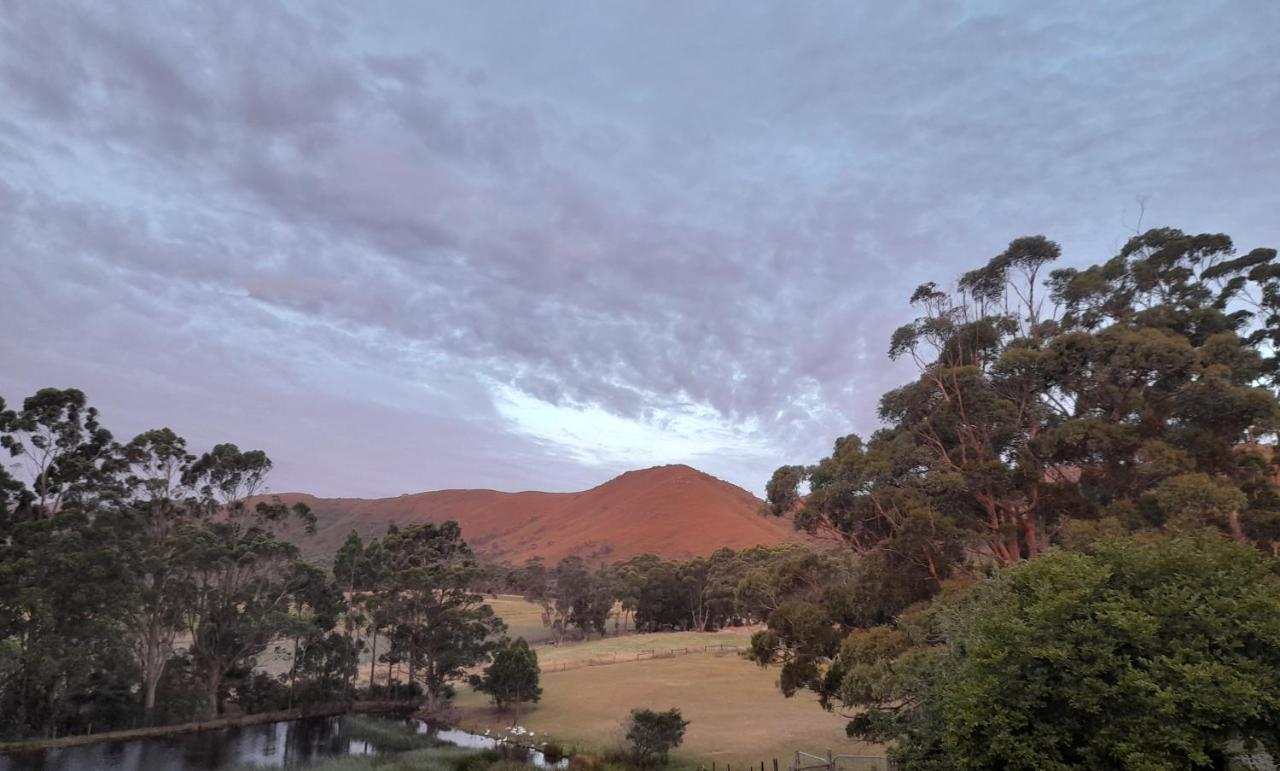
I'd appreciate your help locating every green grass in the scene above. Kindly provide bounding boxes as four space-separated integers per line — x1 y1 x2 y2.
342 715 449 752
229 745 494 771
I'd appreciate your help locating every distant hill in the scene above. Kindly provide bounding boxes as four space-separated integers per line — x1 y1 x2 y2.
272 464 802 564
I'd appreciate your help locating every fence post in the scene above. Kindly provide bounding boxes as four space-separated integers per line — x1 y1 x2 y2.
773 759 779 771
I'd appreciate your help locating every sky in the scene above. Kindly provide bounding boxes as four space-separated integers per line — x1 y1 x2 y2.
2 1 1279 498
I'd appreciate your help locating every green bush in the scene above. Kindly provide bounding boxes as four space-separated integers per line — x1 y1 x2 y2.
624 708 689 768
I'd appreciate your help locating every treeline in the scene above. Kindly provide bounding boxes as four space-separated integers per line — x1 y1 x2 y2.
752 228 1280 769
0 390 504 740
484 546 852 641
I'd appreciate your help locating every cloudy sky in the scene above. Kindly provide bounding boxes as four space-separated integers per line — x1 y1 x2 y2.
3 1 1278 497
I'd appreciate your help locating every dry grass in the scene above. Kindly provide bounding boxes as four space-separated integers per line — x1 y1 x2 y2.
534 628 754 669
258 595 561 681
452 635 883 770
487 594 557 644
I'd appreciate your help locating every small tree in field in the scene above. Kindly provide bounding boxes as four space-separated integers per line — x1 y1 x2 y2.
625 708 690 768
474 636 541 712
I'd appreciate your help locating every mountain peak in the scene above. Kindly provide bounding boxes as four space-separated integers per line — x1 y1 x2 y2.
282 464 798 564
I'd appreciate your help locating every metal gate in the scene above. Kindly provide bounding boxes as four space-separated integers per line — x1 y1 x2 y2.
792 749 896 771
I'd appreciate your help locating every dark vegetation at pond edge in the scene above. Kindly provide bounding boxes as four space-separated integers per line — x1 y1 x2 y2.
5 229 1280 770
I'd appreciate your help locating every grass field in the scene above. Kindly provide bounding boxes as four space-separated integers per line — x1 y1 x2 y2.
486 594 557 644
452 633 883 770
535 628 753 669
257 595 560 680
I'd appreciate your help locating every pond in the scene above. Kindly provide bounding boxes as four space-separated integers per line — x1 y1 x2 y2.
0 716 568 771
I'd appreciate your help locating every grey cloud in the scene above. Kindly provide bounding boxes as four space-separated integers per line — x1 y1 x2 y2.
2 0 1278 496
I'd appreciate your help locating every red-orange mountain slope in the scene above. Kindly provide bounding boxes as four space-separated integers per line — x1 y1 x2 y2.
275 464 800 564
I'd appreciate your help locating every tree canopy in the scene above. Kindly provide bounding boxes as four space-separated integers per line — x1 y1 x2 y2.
757 228 1280 767
0 387 505 739
839 535 1280 770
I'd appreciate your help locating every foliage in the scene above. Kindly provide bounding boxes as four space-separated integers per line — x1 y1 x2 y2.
341 714 450 752
473 637 541 710
0 387 489 739
839 535 1280 770
379 521 506 708
752 228 1280 767
624 707 689 768
767 228 1280 575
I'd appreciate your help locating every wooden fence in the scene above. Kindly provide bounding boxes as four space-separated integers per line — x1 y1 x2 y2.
540 643 745 673
698 751 895 771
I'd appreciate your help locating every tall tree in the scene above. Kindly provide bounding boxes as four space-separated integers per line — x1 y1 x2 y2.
769 229 1280 574
381 522 504 708
117 428 200 722
0 389 130 737
181 444 313 717
285 562 353 706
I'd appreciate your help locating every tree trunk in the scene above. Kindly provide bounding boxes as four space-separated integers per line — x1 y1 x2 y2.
204 671 222 718
287 635 299 709
143 668 162 724
1228 510 1248 542
1023 515 1040 559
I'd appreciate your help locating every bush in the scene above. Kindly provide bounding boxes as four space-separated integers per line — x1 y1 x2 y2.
232 671 289 714
541 741 566 763
851 534 1280 770
474 637 541 710
624 708 689 768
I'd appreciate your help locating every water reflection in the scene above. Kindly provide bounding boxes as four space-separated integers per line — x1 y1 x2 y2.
0 716 554 771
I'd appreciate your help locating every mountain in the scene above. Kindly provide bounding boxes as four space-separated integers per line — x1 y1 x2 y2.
273 464 801 564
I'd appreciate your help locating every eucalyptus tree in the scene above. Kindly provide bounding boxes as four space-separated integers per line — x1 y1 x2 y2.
757 229 1280 764
180 444 314 717
769 229 1280 571
284 561 352 706
117 428 201 722
380 521 504 708
0 388 130 737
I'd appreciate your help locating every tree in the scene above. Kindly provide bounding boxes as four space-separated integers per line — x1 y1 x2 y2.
332 530 369 698
117 428 200 723
625 707 690 768
380 522 505 708
284 562 351 706
180 444 313 717
838 535 1280 770
755 229 1280 765
767 229 1280 575
0 388 132 737
473 636 541 712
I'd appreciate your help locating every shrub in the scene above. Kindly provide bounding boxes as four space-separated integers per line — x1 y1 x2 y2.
473 637 542 710
624 708 689 768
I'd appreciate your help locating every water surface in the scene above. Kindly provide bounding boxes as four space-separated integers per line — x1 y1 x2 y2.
0 716 563 771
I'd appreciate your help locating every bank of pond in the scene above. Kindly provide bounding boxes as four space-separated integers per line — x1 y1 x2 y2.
0 715 568 771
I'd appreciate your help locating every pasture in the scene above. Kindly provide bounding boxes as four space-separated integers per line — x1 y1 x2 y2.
452 632 882 770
